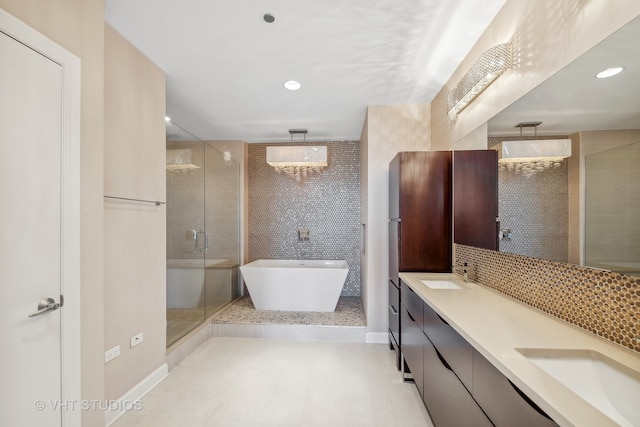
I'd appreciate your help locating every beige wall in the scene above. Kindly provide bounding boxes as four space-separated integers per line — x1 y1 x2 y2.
0 1 106 425
360 104 430 336
431 0 640 150
104 25 166 401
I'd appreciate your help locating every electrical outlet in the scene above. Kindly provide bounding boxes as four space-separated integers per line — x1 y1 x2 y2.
130 332 144 348
105 345 120 363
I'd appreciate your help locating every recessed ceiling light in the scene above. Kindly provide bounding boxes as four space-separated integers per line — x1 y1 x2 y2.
283 80 301 91
595 67 624 79
165 116 171 122
263 13 275 23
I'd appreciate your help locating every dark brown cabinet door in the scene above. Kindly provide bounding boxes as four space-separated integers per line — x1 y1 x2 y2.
389 151 452 273
453 150 498 250
423 337 493 427
472 349 559 426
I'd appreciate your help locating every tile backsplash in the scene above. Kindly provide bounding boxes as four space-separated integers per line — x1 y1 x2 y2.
455 244 640 354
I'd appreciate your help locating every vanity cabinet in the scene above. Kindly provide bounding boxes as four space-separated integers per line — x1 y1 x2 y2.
388 280 401 369
401 281 427 396
422 302 473 390
423 335 492 427
472 349 558 427
400 279 559 427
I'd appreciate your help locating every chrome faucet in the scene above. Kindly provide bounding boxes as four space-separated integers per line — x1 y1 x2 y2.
453 261 473 282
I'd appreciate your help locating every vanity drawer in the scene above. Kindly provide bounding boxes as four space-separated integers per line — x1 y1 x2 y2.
423 337 492 427
401 304 427 397
401 280 423 327
388 304 400 345
423 301 473 390
472 349 558 427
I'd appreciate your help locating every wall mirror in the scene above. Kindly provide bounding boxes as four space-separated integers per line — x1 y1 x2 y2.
485 15 640 276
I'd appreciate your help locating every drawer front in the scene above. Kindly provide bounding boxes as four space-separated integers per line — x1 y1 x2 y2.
401 280 423 327
472 349 558 427
388 304 400 345
423 302 473 390
389 280 400 312
423 338 493 427
401 305 426 397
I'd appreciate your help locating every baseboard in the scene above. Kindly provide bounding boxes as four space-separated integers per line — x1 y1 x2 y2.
365 332 388 344
105 363 169 426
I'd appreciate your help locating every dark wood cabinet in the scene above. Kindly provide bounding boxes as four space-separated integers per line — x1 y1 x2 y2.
400 280 558 427
453 150 498 250
423 301 473 390
401 304 427 397
473 349 558 426
389 151 452 370
389 151 452 275
388 281 401 369
423 337 493 427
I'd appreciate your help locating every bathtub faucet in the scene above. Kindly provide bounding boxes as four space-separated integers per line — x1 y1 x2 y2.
298 228 310 241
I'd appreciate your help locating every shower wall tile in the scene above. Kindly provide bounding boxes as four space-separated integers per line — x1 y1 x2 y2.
248 141 361 296
489 136 569 262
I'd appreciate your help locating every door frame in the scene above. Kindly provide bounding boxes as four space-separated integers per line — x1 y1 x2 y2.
0 8 81 427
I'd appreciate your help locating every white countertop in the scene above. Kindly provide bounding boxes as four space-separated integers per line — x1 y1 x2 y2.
399 272 640 427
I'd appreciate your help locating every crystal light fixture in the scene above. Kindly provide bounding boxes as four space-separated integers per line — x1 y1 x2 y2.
495 122 571 178
448 42 512 119
266 129 327 181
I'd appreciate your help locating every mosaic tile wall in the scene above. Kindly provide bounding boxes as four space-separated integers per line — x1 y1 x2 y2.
455 244 640 354
248 141 361 296
488 136 569 262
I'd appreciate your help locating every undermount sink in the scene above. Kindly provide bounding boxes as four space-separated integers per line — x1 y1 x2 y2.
516 348 640 427
420 279 465 289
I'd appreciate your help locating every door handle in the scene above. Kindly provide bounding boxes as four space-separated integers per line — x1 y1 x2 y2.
28 297 61 318
195 231 208 253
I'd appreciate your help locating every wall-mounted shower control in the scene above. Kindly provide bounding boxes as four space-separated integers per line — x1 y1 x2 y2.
298 229 310 241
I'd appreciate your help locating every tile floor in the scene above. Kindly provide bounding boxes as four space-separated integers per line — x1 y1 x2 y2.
112 336 433 427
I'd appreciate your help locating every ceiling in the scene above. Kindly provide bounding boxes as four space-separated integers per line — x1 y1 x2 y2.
105 0 506 142
488 15 640 137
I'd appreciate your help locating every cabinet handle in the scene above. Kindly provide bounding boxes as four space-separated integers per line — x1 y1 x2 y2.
436 313 450 325
508 379 553 420
434 347 453 372
407 310 416 322
390 306 398 315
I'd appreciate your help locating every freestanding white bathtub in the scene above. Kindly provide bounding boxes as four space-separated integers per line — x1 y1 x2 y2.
239 259 349 312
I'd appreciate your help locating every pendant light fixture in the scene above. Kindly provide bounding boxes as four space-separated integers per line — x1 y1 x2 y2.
495 122 571 178
266 129 327 181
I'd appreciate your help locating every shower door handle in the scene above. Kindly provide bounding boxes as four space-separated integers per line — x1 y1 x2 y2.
196 231 208 252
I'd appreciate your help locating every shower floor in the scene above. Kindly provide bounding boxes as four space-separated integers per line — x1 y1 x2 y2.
211 295 366 327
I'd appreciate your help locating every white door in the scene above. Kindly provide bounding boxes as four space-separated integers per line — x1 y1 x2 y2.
0 13 80 426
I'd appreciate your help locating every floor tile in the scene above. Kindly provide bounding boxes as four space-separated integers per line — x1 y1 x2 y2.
112 336 433 427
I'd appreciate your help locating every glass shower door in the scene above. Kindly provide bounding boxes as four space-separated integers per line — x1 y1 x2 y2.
203 142 240 317
166 137 206 347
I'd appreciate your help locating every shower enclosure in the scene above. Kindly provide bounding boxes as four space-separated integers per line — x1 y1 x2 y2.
166 123 240 346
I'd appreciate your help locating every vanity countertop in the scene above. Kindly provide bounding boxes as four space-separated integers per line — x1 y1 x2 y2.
399 272 640 427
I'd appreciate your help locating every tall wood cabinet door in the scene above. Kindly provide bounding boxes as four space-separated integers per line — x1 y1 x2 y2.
453 150 498 250
390 151 452 272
